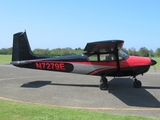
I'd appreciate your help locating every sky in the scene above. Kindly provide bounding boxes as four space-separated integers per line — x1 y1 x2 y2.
0 0 160 51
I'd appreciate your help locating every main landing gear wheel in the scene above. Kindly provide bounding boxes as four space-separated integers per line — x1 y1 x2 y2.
133 79 142 88
99 76 108 90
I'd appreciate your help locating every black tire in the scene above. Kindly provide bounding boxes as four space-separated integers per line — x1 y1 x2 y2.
133 80 142 88
99 82 108 90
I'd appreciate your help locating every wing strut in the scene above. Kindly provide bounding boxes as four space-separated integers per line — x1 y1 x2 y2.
115 43 120 75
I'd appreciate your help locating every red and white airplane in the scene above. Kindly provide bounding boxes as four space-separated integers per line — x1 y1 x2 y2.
11 31 157 90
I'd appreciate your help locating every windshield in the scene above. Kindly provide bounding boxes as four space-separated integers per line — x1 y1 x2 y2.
119 49 129 60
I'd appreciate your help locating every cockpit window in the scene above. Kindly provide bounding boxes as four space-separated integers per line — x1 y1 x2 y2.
88 49 129 61
100 53 116 61
119 49 129 60
88 53 116 61
88 54 98 61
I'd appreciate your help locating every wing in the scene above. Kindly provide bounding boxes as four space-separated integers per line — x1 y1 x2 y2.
84 40 124 54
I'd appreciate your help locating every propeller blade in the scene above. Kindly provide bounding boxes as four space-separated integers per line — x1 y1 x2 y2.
149 52 157 66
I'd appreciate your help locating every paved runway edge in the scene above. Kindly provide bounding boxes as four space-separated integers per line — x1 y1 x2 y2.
0 96 160 111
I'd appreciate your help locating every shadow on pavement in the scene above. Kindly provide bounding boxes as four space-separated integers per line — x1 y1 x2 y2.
108 78 160 108
21 80 98 88
21 78 160 108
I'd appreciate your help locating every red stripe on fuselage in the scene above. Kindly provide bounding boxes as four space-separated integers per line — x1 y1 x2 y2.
89 67 116 75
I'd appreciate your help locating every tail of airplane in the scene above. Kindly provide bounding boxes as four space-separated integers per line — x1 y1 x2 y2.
12 31 38 61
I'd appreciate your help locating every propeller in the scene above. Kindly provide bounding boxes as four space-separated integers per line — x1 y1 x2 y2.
149 53 157 71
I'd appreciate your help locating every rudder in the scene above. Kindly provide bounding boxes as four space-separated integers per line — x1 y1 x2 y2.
12 31 37 61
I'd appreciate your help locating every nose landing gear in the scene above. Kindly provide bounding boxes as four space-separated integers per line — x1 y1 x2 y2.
133 78 142 88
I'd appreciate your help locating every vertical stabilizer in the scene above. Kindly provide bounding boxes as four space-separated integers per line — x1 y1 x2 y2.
12 31 37 61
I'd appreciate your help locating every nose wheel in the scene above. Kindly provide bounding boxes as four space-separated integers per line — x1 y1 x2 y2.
99 76 108 90
133 78 142 88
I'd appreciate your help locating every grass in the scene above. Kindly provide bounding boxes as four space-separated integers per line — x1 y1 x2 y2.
0 101 158 120
0 54 11 64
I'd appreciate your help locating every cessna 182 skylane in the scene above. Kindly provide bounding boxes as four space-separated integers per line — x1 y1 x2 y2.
11 31 157 90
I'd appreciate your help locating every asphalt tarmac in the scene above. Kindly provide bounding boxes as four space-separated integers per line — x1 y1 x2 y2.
0 64 160 118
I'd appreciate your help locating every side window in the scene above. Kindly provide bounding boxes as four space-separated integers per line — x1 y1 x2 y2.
118 51 124 60
100 53 116 61
119 55 123 60
88 54 98 61
118 50 129 60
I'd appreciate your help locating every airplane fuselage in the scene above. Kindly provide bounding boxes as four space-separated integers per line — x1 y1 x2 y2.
12 54 151 77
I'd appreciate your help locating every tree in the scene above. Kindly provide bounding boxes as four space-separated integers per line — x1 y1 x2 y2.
155 48 160 57
33 48 50 56
138 47 149 57
149 49 155 57
0 47 12 55
128 47 138 56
